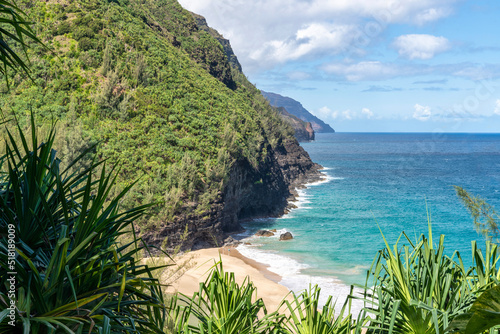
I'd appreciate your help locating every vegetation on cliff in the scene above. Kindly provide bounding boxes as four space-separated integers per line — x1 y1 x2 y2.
0 0 297 247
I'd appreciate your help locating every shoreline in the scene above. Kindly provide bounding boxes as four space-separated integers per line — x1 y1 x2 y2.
219 246 283 283
232 169 365 316
165 247 291 313
164 168 364 317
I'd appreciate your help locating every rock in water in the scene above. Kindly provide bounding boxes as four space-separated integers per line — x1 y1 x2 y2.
255 230 274 237
279 232 293 241
223 236 241 247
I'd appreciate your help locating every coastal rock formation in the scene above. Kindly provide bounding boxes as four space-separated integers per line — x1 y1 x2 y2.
223 236 242 247
143 137 321 251
191 13 242 73
279 232 293 241
255 230 275 237
8 0 322 253
262 91 335 133
276 107 315 142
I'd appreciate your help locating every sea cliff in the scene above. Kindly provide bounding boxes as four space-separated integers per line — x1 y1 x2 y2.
143 138 322 250
4 0 322 251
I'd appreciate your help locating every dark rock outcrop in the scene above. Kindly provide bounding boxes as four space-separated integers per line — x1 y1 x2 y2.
191 13 243 72
223 236 242 247
142 138 321 251
280 232 293 241
262 91 335 133
255 230 275 237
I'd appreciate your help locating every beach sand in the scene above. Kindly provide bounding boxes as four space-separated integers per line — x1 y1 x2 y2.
164 246 291 313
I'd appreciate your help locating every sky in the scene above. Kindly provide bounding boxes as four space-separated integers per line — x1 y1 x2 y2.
178 0 500 132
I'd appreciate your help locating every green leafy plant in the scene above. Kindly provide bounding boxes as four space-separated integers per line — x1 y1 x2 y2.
280 284 359 334
0 0 43 86
447 284 500 334
0 115 169 333
361 222 475 334
170 261 283 333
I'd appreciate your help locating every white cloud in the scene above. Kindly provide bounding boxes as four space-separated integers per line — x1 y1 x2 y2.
393 34 451 60
362 108 374 118
316 106 358 120
322 61 404 81
178 0 458 72
250 23 357 63
317 106 338 119
413 104 432 121
413 7 451 25
495 100 500 115
342 110 355 120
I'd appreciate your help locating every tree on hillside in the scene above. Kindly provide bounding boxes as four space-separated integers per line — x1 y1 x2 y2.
454 186 500 244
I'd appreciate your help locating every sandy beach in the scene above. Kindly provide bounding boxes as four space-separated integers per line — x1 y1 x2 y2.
164 246 291 313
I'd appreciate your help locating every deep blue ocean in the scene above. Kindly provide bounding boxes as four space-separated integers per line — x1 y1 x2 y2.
237 132 500 309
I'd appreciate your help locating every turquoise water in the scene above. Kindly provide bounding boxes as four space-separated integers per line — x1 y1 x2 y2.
237 133 500 301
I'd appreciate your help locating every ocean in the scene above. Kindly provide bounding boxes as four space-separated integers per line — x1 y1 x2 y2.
236 132 500 312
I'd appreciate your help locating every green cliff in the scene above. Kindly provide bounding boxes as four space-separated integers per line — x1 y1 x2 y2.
1 0 321 250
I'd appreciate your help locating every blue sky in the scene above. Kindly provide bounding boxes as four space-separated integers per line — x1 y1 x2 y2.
178 0 500 132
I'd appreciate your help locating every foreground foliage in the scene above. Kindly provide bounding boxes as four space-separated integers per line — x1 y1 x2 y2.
448 284 500 334
0 117 168 333
0 0 43 85
170 262 283 333
362 224 475 333
169 262 359 334
281 285 359 334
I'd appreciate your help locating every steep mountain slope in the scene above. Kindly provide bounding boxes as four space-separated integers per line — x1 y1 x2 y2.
2 0 321 250
276 107 315 142
262 91 335 133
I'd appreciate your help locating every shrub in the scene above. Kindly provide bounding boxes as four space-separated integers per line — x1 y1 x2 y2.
360 221 500 334
73 26 95 40
0 115 169 333
171 261 283 333
78 37 94 51
55 21 71 35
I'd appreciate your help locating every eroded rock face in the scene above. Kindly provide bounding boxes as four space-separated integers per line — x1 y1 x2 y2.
255 230 275 237
143 138 322 252
275 107 315 142
279 232 293 241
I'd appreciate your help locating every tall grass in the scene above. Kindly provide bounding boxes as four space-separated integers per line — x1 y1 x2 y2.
0 116 169 333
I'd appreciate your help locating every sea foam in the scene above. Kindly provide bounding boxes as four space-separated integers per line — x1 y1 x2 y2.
237 169 365 316
237 242 365 316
